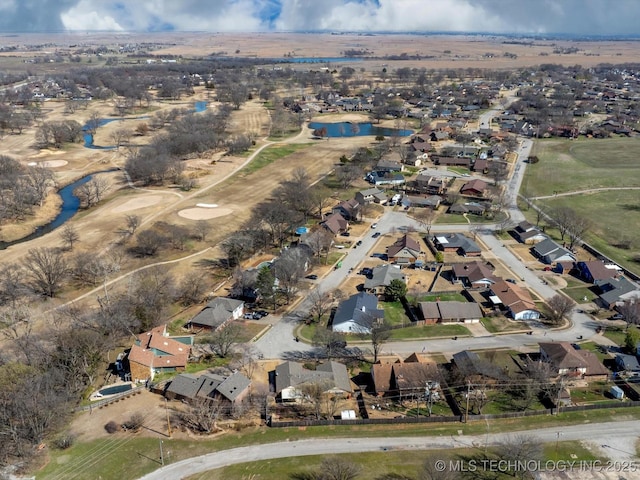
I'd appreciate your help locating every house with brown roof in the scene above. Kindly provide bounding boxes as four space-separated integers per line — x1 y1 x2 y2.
127 325 193 382
460 179 488 197
331 198 360 221
321 212 349 235
371 353 442 400
434 156 471 168
413 174 445 195
387 234 421 266
489 280 540 320
418 301 483 324
539 342 607 380
452 261 498 289
576 261 619 286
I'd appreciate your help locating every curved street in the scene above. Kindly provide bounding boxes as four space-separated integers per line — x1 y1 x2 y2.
138 420 640 480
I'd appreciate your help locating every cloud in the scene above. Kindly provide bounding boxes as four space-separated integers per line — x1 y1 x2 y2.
0 0 638 35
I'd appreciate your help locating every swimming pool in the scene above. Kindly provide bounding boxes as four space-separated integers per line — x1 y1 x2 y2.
98 384 133 396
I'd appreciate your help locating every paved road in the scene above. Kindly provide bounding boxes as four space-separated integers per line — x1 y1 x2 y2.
138 420 640 479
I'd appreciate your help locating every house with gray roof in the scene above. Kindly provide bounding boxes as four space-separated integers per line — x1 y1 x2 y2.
387 234 421 266
332 292 384 334
165 371 251 405
363 264 407 295
355 187 386 205
598 277 640 309
273 360 353 402
513 222 547 244
531 238 576 265
188 297 244 330
432 233 482 257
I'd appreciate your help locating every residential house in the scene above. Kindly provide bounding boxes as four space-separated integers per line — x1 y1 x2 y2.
127 325 193 382
513 221 547 244
489 280 540 320
165 371 251 406
367 171 406 187
355 187 386 205
321 212 349 235
472 158 489 173
432 233 482 257
387 234 422 266
371 353 442 400
363 264 407 295
331 198 360 221
576 261 619 286
273 360 353 402
448 203 487 216
433 156 472 168
413 174 445 195
402 195 442 209
451 350 506 383
531 238 577 265
332 292 385 334
451 261 498 289
418 301 483 324
188 297 245 331
376 159 404 172
615 354 640 375
539 342 602 378
460 179 488 197
598 277 640 309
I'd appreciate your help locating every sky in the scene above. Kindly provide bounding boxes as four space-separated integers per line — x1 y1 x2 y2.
0 0 638 37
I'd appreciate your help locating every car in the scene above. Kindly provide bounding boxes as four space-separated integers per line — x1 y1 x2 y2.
356 240 363 247
305 274 318 280
340 231 350 237
243 313 254 319
506 278 517 284
256 310 269 318
372 232 381 238
571 343 581 350
360 267 373 276
371 223 378 229
610 313 624 320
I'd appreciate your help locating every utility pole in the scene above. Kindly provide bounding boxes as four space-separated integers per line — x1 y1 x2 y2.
164 398 172 437
465 381 471 423
159 439 164 466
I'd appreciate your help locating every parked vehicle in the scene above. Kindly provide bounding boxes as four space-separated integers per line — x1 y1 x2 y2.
372 232 381 238
371 223 378 229
306 274 318 280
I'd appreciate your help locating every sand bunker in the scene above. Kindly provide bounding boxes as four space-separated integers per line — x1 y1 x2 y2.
111 195 164 214
178 207 233 220
39 160 68 168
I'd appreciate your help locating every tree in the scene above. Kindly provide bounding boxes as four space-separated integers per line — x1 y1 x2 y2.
208 322 242 358
179 397 224 433
307 289 333 324
60 224 79 251
125 214 140 235
319 457 360 480
551 206 574 243
624 328 640 353
272 247 309 304
414 207 435 235
175 271 208 306
370 320 391 363
384 279 407 301
133 229 165 256
23 247 68 297
619 296 640 330
312 328 347 360
256 265 278 311
546 294 575 324
299 380 329 420
194 220 211 242
567 214 591 250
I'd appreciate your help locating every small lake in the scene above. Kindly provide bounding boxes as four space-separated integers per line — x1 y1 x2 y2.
308 121 413 138
0 170 117 250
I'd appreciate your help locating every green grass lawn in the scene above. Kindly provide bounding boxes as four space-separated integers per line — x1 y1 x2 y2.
523 137 640 274
603 325 637 348
579 341 611 363
238 143 312 176
413 292 467 302
562 285 598 303
435 213 470 224
380 300 410 327
37 407 640 480
390 323 470 340
481 316 530 333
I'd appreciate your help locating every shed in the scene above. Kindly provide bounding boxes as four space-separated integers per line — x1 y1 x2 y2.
610 385 625 400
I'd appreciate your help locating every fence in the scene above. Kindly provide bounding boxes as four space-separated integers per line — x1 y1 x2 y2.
268 400 640 428
75 385 146 412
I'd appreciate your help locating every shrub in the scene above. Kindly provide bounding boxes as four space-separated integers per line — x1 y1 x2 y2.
105 421 120 434
122 412 144 432
53 433 76 450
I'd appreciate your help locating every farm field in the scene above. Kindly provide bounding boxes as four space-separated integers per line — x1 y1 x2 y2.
523 137 640 273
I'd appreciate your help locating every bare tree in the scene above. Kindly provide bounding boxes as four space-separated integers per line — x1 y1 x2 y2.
179 397 224 433
23 247 68 297
208 323 243 358
310 185 335 219
414 207 435 236
320 457 361 480
272 247 310 304
619 296 640 330
552 206 574 243
307 289 334 324
109 127 133 149
546 294 576 324
194 220 211 242
567 214 591 250
370 320 392 363
60 224 79 251
175 271 208 306
125 214 140 235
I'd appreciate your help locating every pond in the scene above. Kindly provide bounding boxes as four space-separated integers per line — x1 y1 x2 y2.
308 121 413 138
0 169 118 250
